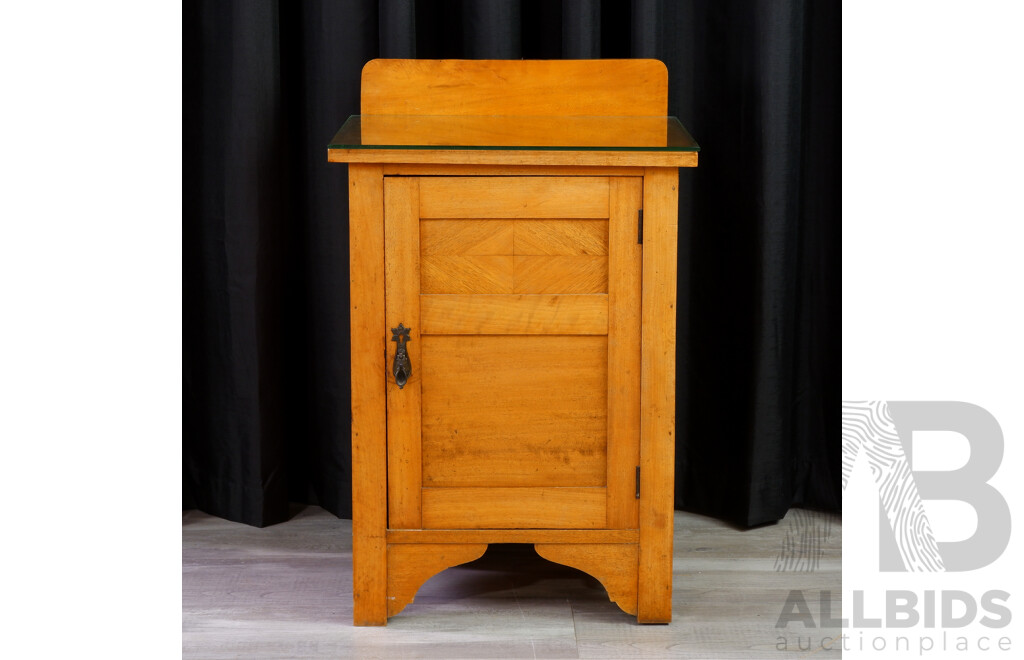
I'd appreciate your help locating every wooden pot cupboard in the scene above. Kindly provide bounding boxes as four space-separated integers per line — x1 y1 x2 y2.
328 59 699 626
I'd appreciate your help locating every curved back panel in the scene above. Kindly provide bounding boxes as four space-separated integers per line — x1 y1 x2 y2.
361 59 668 117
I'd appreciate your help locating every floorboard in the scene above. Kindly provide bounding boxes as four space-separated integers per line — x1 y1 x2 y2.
183 506 841 659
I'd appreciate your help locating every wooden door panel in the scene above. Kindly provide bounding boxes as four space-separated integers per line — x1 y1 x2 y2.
512 255 608 294
420 293 608 334
421 218 608 257
385 174 641 532
513 219 609 255
422 487 607 529
422 255 612 294
421 335 607 488
420 255 514 294
420 219 514 255
420 217 611 294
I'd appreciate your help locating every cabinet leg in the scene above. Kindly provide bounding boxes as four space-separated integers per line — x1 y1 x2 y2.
352 531 387 626
637 529 673 623
637 166 678 624
349 163 389 626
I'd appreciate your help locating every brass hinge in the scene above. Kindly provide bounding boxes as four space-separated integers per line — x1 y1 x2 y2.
635 465 641 499
637 209 644 244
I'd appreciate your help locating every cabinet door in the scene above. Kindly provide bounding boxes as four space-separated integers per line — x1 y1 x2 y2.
384 176 642 530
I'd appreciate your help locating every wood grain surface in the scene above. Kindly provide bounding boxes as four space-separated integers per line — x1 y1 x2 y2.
513 219 609 255
420 293 608 335
383 177 422 530
385 529 640 544
360 59 668 116
420 218 611 294
419 177 610 219
637 167 679 624
383 164 645 176
606 178 643 529
420 255 515 294
511 256 608 294
328 148 698 168
357 114 673 147
420 335 607 488
535 543 639 616
346 164 388 626
386 543 488 617
421 487 608 529
420 219 515 255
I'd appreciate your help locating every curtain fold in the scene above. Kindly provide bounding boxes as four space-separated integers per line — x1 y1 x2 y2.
183 0 840 528
380 0 416 58
183 0 289 527
464 0 522 58
630 0 661 58
562 0 601 59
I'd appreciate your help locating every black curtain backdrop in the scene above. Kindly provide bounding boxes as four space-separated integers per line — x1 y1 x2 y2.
183 0 840 528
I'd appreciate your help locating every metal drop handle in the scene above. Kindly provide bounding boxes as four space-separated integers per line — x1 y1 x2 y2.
391 323 412 389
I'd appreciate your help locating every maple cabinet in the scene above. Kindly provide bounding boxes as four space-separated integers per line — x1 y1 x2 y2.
328 59 698 625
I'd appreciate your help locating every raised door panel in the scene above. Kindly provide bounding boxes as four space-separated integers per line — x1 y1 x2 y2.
421 335 608 488
384 176 642 530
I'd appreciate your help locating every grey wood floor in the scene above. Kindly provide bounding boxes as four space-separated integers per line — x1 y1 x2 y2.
183 506 841 659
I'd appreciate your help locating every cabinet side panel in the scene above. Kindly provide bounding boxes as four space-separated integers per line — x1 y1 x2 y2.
607 178 643 529
638 167 679 623
348 164 388 626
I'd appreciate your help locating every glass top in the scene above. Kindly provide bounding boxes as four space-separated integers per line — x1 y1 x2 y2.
328 115 699 152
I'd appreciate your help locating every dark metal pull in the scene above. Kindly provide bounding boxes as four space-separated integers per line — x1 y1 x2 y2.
391 323 412 389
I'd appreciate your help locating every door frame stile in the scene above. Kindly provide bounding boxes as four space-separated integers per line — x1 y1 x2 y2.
606 177 643 530
383 177 423 530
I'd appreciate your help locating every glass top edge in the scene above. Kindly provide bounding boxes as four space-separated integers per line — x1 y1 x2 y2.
347 114 684 118
328 144 700 152
328 115 700 152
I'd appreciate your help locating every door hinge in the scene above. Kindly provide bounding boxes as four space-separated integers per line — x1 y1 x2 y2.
635 466 641 499
637 209 644 244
